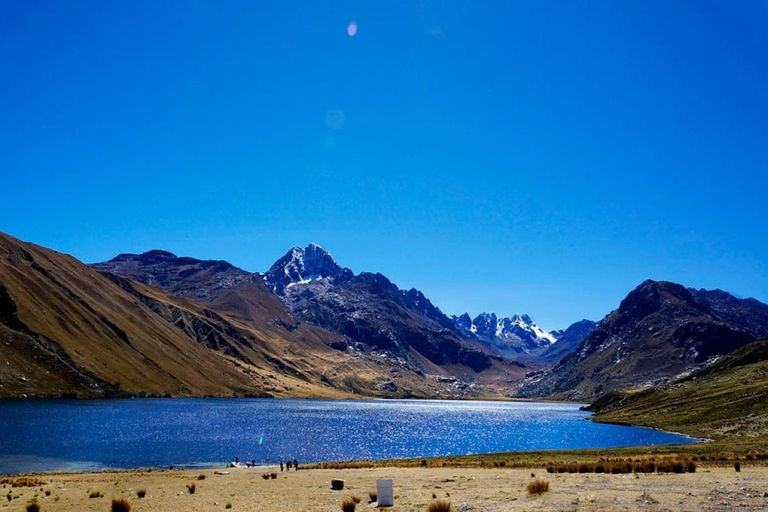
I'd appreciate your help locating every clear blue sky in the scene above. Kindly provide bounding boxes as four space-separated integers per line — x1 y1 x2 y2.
1 1 767 330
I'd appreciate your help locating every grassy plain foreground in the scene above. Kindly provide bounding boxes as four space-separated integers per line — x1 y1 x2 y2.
4 464 768 512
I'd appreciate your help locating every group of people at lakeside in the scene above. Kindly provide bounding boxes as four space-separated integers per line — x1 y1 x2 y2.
230 456 300 471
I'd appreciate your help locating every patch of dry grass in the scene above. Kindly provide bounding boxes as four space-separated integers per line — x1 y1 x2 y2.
341 496 357 512
526 479 550 496
111 497 131 512
426 499 452 512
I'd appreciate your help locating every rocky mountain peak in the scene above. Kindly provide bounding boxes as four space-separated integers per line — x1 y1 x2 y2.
264 243 355 305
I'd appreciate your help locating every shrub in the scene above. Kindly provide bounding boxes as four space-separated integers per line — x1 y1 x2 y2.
198 474 206 480
351 496 361 504
25 503 40 512
270 472 277 479
426 499 452 512
341 497 357 512
226 503 232 509
44 490 51 496
111 497 131 512
261 473 270 480
186 483 196 494
368 491 377 503
526 479 550 495
687 462 697 473
89 490 103 498
136 489 146 498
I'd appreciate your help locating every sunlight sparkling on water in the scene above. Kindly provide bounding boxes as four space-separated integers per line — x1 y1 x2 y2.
0 398 696 474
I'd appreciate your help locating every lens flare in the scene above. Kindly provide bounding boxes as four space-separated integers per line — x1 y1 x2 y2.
347 21 358 37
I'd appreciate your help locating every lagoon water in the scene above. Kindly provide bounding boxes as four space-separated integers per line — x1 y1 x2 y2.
0 398 696 474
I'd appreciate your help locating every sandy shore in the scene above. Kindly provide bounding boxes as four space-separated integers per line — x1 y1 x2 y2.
3 465 768 511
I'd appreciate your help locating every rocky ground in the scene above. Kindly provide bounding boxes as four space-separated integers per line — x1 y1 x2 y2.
3 465 768 511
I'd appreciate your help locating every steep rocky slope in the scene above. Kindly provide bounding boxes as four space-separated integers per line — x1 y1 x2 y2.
518 280 768 400
588 337 768 439
540 319 597 364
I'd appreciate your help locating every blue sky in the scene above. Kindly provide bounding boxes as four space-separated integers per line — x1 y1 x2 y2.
1 1 766 329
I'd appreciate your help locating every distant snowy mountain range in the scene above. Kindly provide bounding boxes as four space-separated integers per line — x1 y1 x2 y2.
452 312 557 355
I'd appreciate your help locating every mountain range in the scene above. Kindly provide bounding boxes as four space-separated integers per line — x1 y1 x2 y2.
3 230 768 408
0 234 528 399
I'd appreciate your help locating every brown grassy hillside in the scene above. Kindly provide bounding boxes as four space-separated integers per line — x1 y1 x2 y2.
0 232 526 398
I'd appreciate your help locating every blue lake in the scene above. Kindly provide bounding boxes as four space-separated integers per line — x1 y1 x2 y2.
0 398 697 474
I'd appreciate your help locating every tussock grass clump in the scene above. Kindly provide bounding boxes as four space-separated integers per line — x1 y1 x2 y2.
197 474 206 480
88 490 103 498
136 489 146 498
44 490 51 496
186 483 196 494
25 502 40 512
526 479 550 496
368 491 377 503
261 473 270 480
270 472 277 479
225 503 232 509
111 497 131 512
341 497 358 512
426 499 452 511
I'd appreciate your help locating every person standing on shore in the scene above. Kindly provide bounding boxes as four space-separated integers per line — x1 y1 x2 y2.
280 460 284 472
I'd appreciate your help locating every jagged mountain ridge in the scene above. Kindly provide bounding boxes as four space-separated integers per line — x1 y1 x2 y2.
94 242 527 397
517 280 768 400
293 272 494 372
263 244 501 370
452 311 556 355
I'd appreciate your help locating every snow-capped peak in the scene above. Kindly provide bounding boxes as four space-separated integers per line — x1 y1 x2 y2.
264 243 354 296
